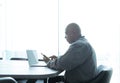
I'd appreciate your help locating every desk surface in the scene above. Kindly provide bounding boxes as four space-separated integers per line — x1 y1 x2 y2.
0 60 61 79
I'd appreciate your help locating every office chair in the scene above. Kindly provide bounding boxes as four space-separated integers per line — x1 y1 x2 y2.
48 65 113 83
0 77 17 83
88 65 113 83
11 57 43 61
10 57 28 60
0 58 2 60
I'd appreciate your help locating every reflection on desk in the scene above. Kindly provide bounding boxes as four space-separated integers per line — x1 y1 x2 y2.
0 60 61 79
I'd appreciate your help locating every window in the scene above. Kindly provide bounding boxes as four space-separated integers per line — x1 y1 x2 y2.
58 0 120 83
0 0 58 56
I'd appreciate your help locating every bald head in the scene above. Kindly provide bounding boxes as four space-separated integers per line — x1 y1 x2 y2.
66 23 81 35
65 23 82 44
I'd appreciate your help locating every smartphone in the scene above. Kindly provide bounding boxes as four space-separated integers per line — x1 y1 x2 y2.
41 53 49 59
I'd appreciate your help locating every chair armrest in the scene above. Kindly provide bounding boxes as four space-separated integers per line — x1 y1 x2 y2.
0 77 17 83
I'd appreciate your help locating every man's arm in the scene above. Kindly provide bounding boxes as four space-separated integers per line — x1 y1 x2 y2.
47 43 90 71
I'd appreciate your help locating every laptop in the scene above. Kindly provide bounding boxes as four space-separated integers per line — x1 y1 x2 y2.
26 50 47 67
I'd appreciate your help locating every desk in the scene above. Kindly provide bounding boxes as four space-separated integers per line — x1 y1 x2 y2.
0 60 61 82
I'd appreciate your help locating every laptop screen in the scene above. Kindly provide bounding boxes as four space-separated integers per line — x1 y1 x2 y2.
26 50 39 66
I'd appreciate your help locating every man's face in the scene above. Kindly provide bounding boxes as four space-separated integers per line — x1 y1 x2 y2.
65 30 74 44
65 23 81 44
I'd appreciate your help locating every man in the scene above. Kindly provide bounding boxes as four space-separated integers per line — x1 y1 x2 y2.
43 23 97 83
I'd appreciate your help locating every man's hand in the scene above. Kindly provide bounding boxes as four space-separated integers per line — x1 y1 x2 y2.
41 53 50 63
41 53 57 63
49 55 57 60
43 56 50 63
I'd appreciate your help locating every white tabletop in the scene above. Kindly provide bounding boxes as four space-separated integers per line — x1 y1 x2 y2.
0 60 61 79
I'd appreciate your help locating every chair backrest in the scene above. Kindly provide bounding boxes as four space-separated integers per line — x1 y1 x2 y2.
10 57 28 60
89 65 113 83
